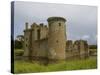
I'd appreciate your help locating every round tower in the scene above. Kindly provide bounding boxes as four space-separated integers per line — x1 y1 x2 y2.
47 17 66 60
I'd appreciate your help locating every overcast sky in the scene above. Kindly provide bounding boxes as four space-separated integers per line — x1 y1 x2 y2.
13 1 97 45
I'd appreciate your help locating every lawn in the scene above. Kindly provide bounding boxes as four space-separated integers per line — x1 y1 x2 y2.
14 57 97 74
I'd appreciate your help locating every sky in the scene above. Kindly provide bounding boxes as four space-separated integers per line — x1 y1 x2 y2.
13 1 97 45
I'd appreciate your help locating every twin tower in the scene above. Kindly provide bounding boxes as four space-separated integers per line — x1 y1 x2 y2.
23 17 67 60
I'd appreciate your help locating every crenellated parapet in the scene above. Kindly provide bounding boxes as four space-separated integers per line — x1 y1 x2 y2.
31 23 41 30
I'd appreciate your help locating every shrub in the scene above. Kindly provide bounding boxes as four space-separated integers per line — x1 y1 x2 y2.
14 49 24 56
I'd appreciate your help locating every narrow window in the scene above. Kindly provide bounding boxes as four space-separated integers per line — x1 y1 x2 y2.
56 40 58 43
37 29 40 40
59 23 61 26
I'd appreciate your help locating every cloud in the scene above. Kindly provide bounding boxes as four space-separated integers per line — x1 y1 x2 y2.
82 35 90 40
14 2 97 45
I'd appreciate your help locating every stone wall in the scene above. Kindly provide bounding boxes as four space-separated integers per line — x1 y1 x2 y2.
66 40 73 51
23 22 49 60
32 39 48 58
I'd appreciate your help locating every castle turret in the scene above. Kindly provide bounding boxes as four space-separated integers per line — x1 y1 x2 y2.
23 22 32 60
25 22 28 29
47 17 66 60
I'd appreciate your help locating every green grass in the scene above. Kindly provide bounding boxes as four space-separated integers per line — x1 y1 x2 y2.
14 57 97 74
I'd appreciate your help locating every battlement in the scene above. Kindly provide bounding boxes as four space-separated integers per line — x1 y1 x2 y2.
24 22 48 30
47 17 66 22
40 23 44 27
30 23 48 29
31 22 37 28
24 22 48 41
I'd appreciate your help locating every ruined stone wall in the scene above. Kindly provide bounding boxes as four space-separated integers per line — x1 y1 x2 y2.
79 40 89 58
66 40 73 51
65 40 89 59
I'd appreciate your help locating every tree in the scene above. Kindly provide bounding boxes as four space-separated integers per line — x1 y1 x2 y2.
14 35 24 49
89 45 97 49
16 35 24 41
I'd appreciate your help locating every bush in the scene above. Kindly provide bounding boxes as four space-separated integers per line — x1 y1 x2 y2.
89 45 97 49
14 40 23 49
14 49 24 56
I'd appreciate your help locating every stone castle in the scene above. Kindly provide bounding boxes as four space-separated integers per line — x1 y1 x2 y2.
23 17 89 61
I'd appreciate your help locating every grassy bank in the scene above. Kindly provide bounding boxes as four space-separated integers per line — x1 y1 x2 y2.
14 57 97 73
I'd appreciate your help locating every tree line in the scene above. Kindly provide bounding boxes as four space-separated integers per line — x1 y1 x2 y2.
14 35 97 49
